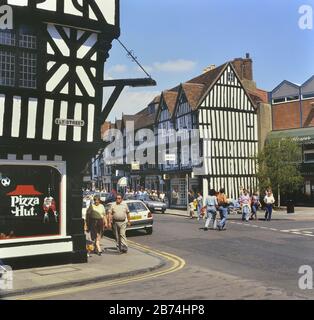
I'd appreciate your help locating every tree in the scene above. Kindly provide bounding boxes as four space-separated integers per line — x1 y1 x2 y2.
256 138 303 207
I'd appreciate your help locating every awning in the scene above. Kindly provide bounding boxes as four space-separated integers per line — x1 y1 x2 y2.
117 177 128 187
267 128 314 144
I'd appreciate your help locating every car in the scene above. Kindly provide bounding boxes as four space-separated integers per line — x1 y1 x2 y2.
141 195 167 214
123 194 167 213
105 200 153 234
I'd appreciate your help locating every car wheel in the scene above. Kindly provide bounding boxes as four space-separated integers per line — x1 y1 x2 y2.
146 227 153 235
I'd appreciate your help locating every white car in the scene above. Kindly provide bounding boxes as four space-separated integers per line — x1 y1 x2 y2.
106 200 154 234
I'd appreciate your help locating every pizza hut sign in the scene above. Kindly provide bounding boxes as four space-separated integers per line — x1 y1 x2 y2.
7 185 42 217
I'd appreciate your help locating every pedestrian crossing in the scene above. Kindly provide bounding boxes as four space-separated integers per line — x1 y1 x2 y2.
230 221 314 238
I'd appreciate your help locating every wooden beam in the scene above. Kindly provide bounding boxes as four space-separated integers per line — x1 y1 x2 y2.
100 78 156 88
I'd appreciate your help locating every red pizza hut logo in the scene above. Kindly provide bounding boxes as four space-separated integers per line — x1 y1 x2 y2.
7 185 42 217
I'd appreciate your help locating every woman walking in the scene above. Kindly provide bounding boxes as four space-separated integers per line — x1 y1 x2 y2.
203 189 218 230
86 195 108 256
196 192 203 221
239 189 251 222
264 189 275 221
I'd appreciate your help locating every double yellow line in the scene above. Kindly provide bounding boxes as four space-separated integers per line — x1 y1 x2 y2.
9 241 185 300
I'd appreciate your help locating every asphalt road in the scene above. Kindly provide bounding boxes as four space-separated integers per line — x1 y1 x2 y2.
42 212 314 300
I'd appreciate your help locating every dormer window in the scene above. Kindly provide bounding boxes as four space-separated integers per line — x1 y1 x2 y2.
0 25 38 89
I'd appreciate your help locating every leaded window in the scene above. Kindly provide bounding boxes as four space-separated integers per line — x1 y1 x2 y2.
0 25 38 89
0 51 15 86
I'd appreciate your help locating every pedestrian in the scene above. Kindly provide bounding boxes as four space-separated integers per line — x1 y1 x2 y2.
239 186 244 197
217 188 229 230
172 189 179 205
203 189 218 230
264 189 275 221
108 194 131 253
159 191 166 202
250 192 260 220
196 192 203 221
239 189 251 222
188 190 196 219
86 195 108 256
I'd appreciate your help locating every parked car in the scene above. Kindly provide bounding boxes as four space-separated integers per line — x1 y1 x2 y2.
105 200 153 234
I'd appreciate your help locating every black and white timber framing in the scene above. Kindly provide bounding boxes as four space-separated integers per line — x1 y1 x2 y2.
156 62 259 200
197 63 258 199
0 1 120 267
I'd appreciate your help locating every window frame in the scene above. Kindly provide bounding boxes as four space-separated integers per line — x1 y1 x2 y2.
0 25 39 90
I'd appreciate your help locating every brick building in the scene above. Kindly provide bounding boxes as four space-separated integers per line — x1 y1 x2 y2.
269 76 314 205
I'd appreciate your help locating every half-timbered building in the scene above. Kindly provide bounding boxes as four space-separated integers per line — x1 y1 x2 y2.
0 0 121 267
155 56 264 207
195 62 259 200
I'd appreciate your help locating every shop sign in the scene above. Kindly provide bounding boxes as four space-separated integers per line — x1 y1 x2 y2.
131 161 140 171
0 165 61 240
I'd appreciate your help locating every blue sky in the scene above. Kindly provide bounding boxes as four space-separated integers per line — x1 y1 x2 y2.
105 0 314 121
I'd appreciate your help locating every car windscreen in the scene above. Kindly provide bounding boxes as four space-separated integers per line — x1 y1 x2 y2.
127 202 147 212
151 197 161 202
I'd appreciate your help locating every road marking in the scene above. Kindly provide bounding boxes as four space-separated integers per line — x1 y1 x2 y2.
229 221 314 238
7 241 186 301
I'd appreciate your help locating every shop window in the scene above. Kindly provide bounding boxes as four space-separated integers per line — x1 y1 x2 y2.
0 165 62 240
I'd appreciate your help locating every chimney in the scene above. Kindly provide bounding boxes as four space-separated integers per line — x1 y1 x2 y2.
203 64 216 73
232 53 253 81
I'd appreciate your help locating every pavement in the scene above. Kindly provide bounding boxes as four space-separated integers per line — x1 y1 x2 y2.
0 237 166 299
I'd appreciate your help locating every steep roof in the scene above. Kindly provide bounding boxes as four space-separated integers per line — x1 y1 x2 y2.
163 90 179 115
134 108 155 130
149 95 161 105
246 87 269 104
187 63 227 87
181 83 206 110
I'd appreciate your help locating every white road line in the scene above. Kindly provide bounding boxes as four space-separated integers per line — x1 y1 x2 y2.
229 221 314 238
